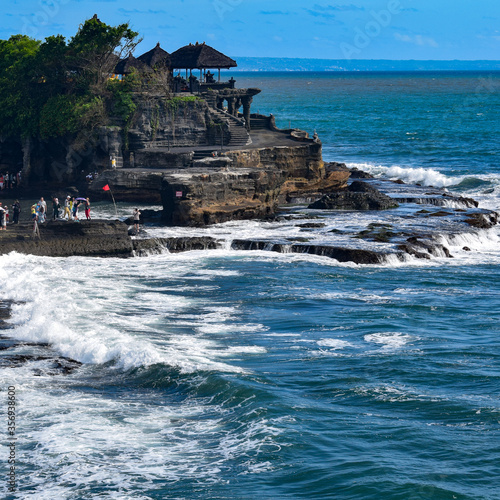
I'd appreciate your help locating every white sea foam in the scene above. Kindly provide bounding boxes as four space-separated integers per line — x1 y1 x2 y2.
11 375 285 498
346 162 461 188
0 253 256 374
364 332 413 350
346 162 500 209
317 339 353 349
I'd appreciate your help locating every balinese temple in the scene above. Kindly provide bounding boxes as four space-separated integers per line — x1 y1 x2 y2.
170 42 237 85
113 41 259 129
137 42 171 70
113 54 152 79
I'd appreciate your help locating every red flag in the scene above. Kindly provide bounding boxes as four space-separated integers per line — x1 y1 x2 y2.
102 184 110 191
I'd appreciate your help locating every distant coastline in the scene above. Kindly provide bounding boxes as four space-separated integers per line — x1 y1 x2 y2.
230 57 500 72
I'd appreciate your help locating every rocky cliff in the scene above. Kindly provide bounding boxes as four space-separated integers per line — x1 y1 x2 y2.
128 96 212 151
90 142 350 226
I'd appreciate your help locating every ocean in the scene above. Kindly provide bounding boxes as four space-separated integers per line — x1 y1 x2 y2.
1 72 500 499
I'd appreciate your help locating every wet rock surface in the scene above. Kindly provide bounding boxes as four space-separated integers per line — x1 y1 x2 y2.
230 239 386 264
464 212 499 228
0 220 133 257
132 236 220 256
309 181 399 211
0 176 498 265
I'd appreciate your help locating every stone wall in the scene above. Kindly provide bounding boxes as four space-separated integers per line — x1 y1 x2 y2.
128 96 211 150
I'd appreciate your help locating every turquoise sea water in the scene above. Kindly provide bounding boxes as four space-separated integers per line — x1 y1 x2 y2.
1 72 500 499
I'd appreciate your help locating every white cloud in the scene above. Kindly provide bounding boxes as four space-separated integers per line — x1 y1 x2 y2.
394 33 439 48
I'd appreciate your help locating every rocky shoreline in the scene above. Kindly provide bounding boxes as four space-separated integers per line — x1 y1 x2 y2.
1 172 498 265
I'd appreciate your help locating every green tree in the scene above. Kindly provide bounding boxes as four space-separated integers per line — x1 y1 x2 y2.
0 16 142 141
68 14 141 95
0 35 41 138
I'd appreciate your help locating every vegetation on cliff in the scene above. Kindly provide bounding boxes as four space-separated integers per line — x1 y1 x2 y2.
0 16 141 142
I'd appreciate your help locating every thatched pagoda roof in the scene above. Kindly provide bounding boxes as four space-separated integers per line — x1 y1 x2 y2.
137 42 171 69
170 42 237 70
114 54 153 75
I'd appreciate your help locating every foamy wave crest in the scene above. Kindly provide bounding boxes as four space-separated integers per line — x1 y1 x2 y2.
0 253 245 374
347 162 460 188
364 332 414 350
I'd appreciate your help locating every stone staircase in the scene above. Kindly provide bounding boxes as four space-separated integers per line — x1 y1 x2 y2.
111 154 124 168
115 155 124 168
210 108 251 147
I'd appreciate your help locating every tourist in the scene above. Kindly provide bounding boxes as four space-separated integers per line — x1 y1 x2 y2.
73 199 79 220
63 196 72 220
52 197 60 220
39 197 47 216
0 202 5 230
12 200 20 224
84 198 91 220
38 204 46 224
0 173 4 190
133 208 141 233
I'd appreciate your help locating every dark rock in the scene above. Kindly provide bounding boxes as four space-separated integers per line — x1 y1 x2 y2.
427 211 453 217
230 239 386 264
463 246 471 251
355 223 397 242
0 354 81 375
442 192 478 208
397 244 432 259
308 182 398 211
132 236 220 256
464 212 499 229
296 222 326 228
325 162 349 172
398 237 453 259
290 244 385 264
393 195 477 208
348 167 373 179
0 220 133 257
128 227 149 236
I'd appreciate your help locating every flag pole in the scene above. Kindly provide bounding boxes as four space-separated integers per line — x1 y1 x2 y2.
103 184 118 217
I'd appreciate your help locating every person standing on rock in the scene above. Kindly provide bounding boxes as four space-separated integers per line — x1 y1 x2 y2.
84 198 91 220
52 197 60 220
133 208 141 234
38 203 46 224
12 200 20 224
63 196 72 220
39 197 47 217
0 202 6 230
72 198 79 220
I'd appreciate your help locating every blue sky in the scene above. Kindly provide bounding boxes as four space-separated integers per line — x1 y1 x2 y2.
2 0 499 60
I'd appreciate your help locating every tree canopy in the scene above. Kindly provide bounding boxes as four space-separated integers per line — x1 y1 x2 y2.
0 15 141 140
